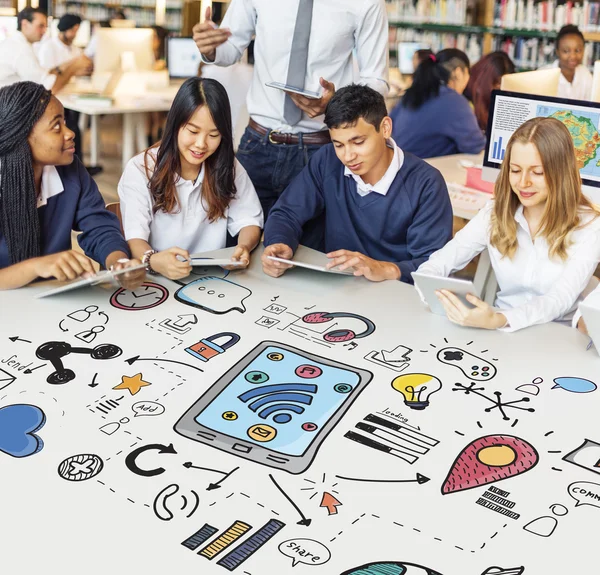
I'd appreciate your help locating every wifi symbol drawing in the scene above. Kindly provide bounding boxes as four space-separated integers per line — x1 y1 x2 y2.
238 383 318 424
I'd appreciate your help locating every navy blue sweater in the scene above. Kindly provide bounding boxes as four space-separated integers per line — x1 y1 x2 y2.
0 158 129 270
264 144 453 284
390 86 486 159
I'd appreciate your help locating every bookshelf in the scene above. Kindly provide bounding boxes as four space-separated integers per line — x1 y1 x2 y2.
387 0 600 69
53 0 183 33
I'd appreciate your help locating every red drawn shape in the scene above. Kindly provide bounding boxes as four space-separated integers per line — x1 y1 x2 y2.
302 312 331 324
441 434 539 495
295 365 322 379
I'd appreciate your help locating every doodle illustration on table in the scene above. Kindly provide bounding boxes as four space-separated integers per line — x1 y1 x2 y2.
0 367 16 391
125 442 177 477
452 383 535 422
256 315 281 328
297 312 376 343
57 453 104 481
153 483 199 521
113 373 152 396
36 341 123 384
515 377 543 396
278 538 331 568
442 435 539 494
436 347 497 381
562 438 600 475
175 277 251 314
340 561 444 574
0 404 46 458
522 503 568 537
185 332 241 362
475 485 521 520
132 400 165 418
551 376 597 393
568 480 600 509
159 313 198 334
364 344 412 372
391 373 442 410
344 414 439 465
480 568 525 575
58 305 111 342
110 282 169 311
174 341 372 474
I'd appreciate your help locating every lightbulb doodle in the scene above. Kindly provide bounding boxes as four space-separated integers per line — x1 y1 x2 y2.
391 373 442 410
442 435 539 495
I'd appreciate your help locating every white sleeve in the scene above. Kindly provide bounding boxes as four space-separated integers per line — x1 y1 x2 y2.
37 41 58 70
226 159 264 236
117 157 154 242
17 42 56 90
354 0 389 96
502 226 600 332
201 0 256 67
416 201 492 277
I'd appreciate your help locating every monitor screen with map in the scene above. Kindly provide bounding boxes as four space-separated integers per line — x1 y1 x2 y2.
483 90 600 202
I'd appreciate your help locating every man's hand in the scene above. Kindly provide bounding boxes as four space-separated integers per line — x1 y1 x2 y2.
149 247 192 280
33 250 95 281
326 250 400 282
192 6 231 62
435 290 507 330
262 244 294 278
74 54 93 75
110 258 146 291
286 77 335 119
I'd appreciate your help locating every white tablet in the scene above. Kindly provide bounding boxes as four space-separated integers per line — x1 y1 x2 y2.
189 256 244 267
411 271 483 316
265 81 321 99
35 263 147 299
266 255 354 276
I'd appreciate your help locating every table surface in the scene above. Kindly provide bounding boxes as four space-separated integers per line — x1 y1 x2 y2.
1 245 598 575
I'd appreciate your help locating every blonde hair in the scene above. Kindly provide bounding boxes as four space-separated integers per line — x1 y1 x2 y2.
490 116 600 260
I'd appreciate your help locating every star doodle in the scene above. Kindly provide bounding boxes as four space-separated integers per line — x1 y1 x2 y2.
113 373 152 396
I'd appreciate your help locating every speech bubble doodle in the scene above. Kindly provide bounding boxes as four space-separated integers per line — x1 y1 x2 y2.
552 377 597 394
175 277 252 315
568 481 600 509
278 539 331 568
132 401 165 418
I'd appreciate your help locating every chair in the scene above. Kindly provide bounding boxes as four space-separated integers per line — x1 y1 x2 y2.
106 202 124 234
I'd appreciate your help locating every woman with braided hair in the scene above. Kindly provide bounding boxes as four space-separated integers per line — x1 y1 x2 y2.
0 81 145 289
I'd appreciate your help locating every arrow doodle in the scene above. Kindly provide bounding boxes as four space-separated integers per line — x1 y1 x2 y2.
335 473 431 485
125 356 204 373
320 492 343 515
269 474 312 526
9 336 31 343
182 462 239 490
125 443 177 477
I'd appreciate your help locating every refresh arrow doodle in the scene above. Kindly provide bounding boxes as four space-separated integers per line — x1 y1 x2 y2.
125 443 177 477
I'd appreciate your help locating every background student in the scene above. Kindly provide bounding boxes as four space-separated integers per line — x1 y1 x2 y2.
416 117 600 332
192 1 389 238
465 51 515 131
0 81 144 290
390 49 485 158
0 8 91 92
118 78 263 280
262 85 452 283
541 25 592 101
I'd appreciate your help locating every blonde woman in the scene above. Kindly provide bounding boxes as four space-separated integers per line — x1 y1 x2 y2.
416 117 600 332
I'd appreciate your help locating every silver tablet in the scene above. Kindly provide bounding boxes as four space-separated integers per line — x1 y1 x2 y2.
412 271 483 316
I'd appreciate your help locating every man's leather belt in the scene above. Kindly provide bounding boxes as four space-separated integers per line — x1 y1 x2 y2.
249 119 331 145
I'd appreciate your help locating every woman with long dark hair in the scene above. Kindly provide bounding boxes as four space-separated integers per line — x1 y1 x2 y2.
390 49 485 158
0 81 144 289
119 77 263 279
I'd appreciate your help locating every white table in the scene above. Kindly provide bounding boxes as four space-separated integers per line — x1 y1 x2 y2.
1 245 598 575
58 86 180 169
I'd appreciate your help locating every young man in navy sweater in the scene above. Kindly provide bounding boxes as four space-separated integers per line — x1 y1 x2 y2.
262 84 453 283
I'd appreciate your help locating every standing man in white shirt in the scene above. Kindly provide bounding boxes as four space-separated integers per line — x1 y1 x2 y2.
192 0 389 247
0 8 91 92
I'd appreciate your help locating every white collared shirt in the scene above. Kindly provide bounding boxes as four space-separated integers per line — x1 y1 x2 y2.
344 139 404 197
118 150 264 253
38 36 81 70
37 165 64 208
202 0 389 133
548 60 593 101
417 201 600 332
0 31 56 90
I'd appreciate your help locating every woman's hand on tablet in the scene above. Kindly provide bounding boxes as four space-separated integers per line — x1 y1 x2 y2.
150 247 192 280
577 316 589 335
110 258 146 291
226 244 251 270
33 250 96 281
435 290 507 329
326 250 400 281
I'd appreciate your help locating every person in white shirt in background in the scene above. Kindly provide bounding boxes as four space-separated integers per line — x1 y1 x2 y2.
192 0 389 250
0 8 91 92
543 24 593 101
118 77 263 280
416 117 600 332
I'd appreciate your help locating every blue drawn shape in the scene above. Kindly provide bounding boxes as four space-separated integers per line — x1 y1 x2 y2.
552 377 597 394
239 383 317 424
175 277 251 314
0 404 46 458
341 561 444 575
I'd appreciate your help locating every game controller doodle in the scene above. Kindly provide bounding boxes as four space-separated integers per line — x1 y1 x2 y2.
436 347 497 381
175 277 251 314
0 404 46 458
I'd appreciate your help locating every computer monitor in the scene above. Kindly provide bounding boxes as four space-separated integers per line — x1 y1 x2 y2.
397 41 429 75
167 37 201 78
482 90 600 203
591 60 600 102
94 28 154 74
500 68 561 97
0 15 17 42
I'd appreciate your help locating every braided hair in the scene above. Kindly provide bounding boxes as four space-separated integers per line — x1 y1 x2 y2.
0 81 52 264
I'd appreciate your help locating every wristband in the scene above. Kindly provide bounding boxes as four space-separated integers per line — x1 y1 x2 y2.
141 249 158 274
